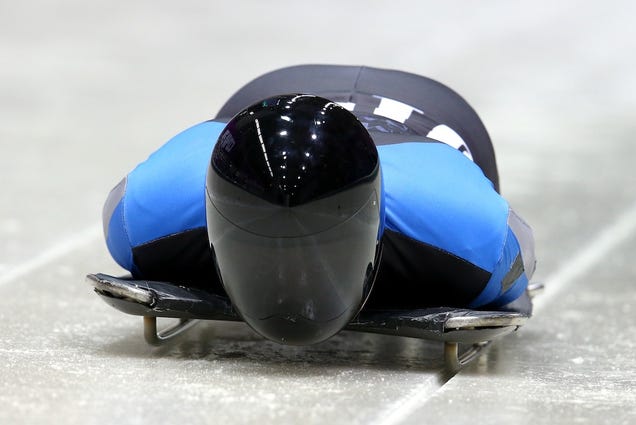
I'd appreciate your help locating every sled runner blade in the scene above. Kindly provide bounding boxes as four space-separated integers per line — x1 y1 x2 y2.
143 316 200 346
444 341 491 371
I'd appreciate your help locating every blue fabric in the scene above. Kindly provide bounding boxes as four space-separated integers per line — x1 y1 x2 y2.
377 142 509 273
493 271 529 308
124 121 225 246
105 121 225 265
105 122 526 308
468 227 525 308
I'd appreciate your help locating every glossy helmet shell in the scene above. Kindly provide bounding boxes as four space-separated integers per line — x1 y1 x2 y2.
206 94 383 345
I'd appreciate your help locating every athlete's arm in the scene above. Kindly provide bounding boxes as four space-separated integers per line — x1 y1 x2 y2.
102 120 226 286
376 141 535 308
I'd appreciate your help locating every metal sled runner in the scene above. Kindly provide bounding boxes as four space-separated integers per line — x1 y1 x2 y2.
87 273 542 370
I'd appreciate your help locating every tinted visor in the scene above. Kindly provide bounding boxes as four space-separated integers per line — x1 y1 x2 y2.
206 179 381 345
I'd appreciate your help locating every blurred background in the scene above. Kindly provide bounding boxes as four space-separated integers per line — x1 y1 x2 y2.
1 1 635 424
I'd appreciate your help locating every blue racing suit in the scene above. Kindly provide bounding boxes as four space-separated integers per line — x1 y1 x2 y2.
102 65 536 310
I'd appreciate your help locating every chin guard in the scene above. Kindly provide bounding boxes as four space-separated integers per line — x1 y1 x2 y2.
87 273 542 370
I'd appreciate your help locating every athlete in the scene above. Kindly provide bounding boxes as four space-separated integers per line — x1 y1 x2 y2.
102 65 536 345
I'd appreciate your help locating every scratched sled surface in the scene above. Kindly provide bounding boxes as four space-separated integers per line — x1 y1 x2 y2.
1 1 635 424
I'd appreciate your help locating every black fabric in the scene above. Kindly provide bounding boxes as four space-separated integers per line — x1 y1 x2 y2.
364 229 491 310
130 223 491 310
216 64 499 192
132 227 226 295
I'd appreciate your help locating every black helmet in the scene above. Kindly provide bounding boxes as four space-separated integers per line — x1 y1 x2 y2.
206 94 383 345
